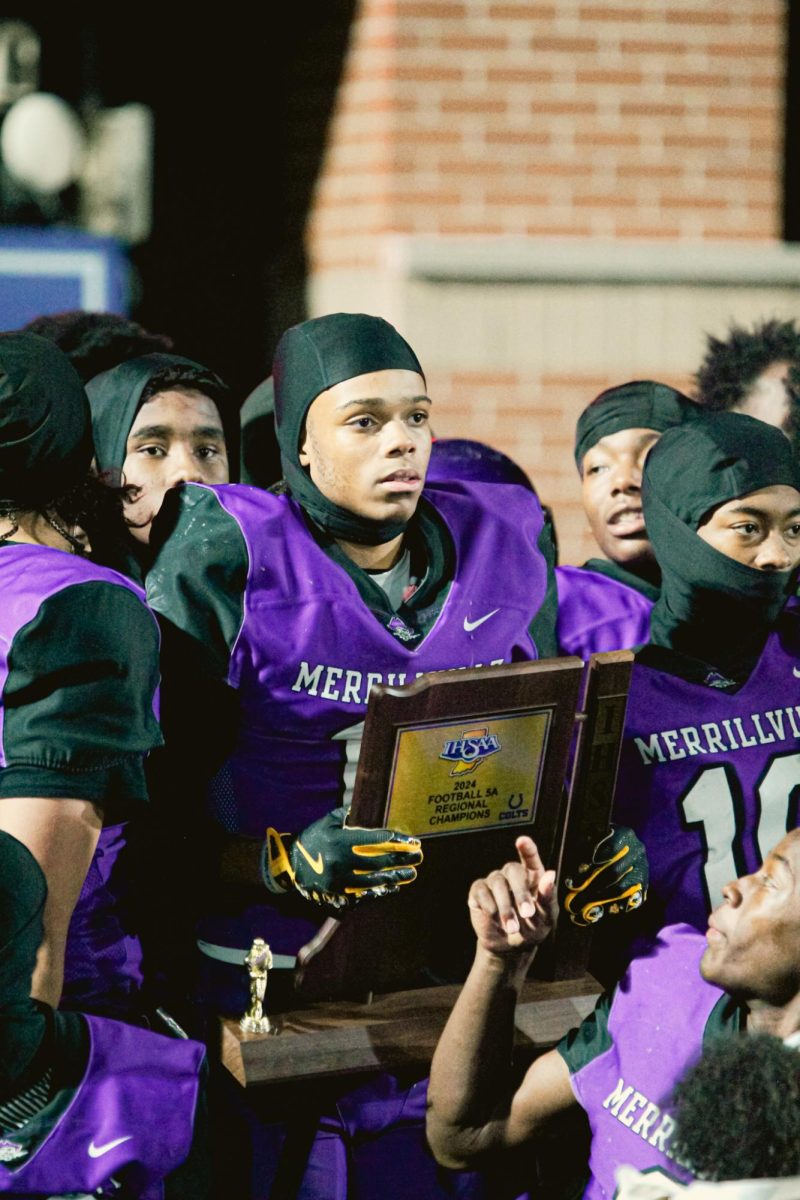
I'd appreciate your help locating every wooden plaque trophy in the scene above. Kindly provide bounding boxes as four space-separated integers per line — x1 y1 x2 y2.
222 652 632 1087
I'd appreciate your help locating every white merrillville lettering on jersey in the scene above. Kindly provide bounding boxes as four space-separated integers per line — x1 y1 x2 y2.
463 609 500 633
87 1134 133 1158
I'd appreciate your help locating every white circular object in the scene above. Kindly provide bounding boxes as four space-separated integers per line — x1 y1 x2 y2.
1 91 86 193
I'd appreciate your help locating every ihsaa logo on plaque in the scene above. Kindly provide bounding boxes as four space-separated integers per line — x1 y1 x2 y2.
439 727 501 777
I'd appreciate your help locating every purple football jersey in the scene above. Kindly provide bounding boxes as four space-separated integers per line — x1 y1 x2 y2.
0 1014 204 1198
556 565 652 658
563 924 724 1200
215 479 549 837
62 822 144 1017
192 480 550 962
613 607 800 932
0 545 158 1014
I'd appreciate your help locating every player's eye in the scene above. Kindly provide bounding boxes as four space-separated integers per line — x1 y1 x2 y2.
196 445 221 459
349 415 377 429
732 522 758 535
586 462 607 476
138 445 166 458
409 410 429 425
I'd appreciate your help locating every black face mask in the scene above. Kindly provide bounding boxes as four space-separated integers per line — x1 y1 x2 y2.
273 313 425 545
643 412 800 679
0 333 93 508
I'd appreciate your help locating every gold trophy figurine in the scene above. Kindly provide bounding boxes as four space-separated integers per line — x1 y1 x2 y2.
240 937 273 1034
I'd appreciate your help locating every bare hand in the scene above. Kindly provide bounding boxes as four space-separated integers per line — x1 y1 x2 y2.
467 837 557 956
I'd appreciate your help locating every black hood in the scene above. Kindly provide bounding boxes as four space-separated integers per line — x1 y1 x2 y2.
86 353 239 481
273 312 425 545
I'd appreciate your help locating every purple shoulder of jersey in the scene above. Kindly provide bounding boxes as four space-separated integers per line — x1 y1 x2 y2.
556 564 652 658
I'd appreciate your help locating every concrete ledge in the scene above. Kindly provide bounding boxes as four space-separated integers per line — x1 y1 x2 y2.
384 235 800 288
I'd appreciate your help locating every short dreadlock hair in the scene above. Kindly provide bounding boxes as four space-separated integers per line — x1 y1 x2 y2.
695 317 800 412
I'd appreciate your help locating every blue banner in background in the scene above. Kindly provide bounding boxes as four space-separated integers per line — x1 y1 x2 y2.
0 228 129 328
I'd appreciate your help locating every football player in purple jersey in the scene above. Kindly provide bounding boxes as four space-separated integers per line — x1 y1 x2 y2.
0 829 206 1199
146 313 561 993
603 412 800 959
427 827 800 1200
557 381 699 659
0 333 170 1019
0 335 208 1195
145 312 562 1198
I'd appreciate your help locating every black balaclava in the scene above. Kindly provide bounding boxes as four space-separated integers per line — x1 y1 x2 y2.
643 411 800 681
0 332 93 508
85 353 238 481
273 312 425 545
574 379 699 470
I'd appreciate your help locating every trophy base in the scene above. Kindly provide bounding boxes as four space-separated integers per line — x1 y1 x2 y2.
239 1014 272 1035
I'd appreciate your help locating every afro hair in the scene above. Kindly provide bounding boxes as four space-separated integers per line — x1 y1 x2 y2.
670 1034 800 1181
694 318 800 412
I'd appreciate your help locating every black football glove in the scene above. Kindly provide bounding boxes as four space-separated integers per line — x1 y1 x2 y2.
563 825 649 927
263 806 423 910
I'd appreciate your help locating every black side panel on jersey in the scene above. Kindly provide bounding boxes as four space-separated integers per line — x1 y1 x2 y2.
555 991 613 1075
528 507 560 659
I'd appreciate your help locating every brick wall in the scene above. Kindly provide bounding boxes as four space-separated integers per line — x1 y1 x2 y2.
306 0 789 566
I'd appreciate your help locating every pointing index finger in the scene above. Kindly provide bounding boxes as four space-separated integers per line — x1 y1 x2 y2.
516 836 546 878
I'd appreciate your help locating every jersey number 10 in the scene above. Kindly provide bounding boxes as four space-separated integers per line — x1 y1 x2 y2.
681 752 800 909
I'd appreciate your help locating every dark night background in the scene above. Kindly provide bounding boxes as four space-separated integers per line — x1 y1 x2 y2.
9 6 357 399
5 5 800 399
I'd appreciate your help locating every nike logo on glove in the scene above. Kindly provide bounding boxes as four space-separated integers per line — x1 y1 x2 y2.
463 609 499 633
88 1135 133 1158
294 840 324 875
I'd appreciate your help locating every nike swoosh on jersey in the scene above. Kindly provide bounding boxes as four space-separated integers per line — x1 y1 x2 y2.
88 1135 133 1158
295 841 325 875
794 667 800 678
463 608 500 633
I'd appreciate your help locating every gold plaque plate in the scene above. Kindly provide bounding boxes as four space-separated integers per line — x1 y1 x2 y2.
384 708 551 837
